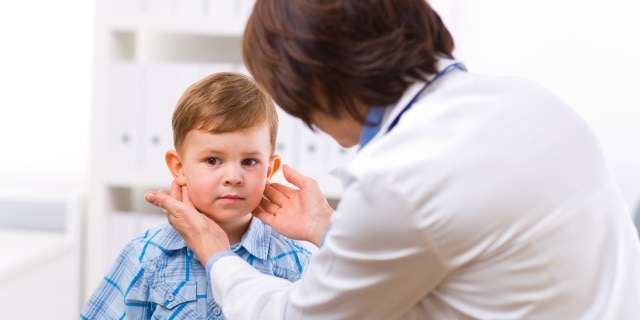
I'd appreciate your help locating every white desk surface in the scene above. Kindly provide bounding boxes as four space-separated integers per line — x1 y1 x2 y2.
0 228 75 283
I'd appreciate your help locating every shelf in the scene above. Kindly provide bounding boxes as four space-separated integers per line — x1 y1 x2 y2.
102 169 174 189
85 0 344 303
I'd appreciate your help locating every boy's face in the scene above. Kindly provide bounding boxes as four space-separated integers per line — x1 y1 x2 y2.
166 122 279 225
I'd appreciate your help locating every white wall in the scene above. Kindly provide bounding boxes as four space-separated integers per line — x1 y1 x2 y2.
432 0 640 212
0 1 94 187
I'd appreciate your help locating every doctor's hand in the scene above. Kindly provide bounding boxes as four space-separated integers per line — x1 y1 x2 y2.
145 180 230 265
253 164 334 247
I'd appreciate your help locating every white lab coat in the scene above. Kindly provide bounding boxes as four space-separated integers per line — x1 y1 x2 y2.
209 60 640 319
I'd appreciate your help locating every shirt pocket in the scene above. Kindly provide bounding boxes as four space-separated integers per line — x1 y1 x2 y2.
149 281 199 319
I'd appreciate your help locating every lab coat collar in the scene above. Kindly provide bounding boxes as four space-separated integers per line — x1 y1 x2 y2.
378 57 462 136
333 57 463 185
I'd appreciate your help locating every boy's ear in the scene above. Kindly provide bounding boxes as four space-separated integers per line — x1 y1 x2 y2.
267 154 281 181
165 150 187 186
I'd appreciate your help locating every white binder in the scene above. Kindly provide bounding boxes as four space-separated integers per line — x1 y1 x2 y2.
110 62 143 169
173 62 209 110
141 64 176 170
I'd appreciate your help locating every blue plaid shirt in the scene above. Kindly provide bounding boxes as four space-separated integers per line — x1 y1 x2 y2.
80 217 312 319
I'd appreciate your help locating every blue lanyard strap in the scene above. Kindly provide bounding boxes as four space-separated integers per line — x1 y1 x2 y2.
359 62 466 149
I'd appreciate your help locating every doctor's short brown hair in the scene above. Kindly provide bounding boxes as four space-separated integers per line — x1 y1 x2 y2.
242 0 455 127
171 72 278 153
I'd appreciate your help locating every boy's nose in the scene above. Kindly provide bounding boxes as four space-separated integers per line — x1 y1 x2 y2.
223 165 243 186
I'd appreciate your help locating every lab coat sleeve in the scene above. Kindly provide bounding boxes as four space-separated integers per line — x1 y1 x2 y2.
209 174 449 319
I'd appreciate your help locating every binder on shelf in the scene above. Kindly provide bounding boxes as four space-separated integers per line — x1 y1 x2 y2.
177 62 242 105
141 63 176 170
173 62 209 107
110 62 144 169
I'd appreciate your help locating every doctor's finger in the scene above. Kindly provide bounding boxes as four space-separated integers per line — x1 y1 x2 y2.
258 197 281 215
181 185 195 206
265 182 294 202
170 180 182 202
252 206 276 226
145 191 189 219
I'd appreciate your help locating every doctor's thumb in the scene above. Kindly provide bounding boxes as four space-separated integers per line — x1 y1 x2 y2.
145 190 171 211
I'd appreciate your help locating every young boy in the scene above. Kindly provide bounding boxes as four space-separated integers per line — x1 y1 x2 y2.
81 72 313 319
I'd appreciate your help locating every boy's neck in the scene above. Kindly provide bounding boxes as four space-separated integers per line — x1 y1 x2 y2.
218 214 253 245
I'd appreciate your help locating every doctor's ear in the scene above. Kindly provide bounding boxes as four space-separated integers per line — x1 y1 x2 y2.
165 150 187 186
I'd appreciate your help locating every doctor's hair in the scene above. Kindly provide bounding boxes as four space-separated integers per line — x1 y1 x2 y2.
171 71 278 153
243 0 455 128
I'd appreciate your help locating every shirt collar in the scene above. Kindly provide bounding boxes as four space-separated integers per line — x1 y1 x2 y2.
232 217 270 260
150 225 188 251
157 217 271 262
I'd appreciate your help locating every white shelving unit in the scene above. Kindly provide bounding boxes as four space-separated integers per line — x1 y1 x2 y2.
84 0 354 302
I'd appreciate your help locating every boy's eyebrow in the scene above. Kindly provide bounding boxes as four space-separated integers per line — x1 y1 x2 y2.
196 148 224 155
239 150 269 158
196 148 267 157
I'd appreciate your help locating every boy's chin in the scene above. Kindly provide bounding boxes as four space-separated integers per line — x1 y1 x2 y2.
200 210 253 224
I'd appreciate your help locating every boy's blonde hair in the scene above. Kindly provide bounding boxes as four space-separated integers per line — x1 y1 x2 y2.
172 72 278 153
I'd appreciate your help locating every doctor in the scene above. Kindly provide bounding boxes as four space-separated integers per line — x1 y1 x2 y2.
145 0 640 318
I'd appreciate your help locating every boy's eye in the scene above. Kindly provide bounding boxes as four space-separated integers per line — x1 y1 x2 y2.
206 158 221 165
242 159 258 166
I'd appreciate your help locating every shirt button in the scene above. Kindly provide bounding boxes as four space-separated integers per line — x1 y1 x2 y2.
166 294 174 302
213 307 222 316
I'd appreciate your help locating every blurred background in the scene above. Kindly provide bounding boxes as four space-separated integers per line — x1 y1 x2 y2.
0 0 638 318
